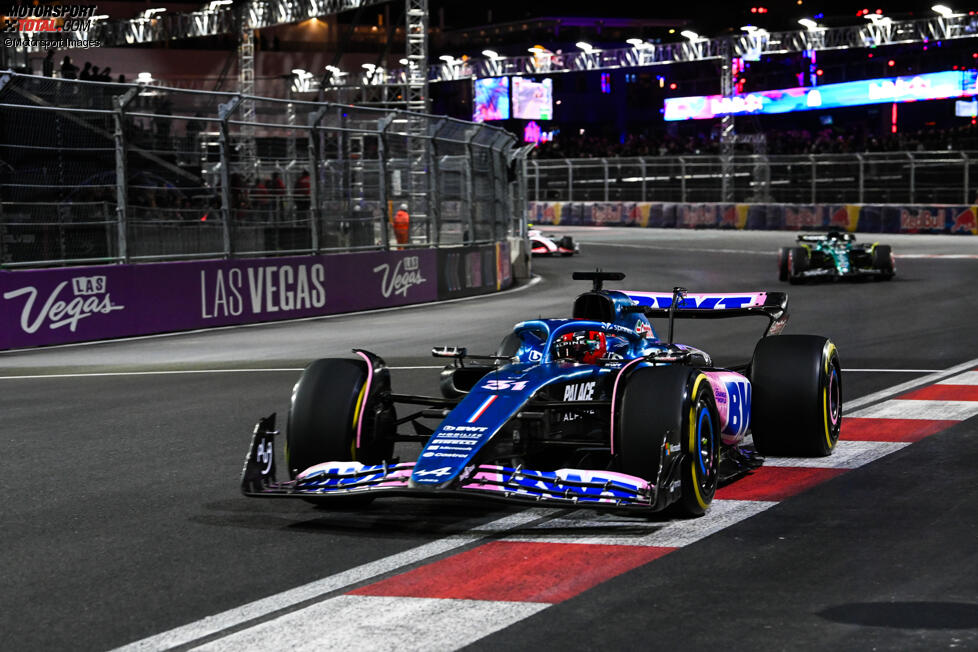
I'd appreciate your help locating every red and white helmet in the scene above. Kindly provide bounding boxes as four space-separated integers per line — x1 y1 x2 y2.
554 330 607 364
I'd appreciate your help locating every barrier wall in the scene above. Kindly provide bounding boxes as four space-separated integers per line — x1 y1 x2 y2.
528 202 978 235
0 243 511 350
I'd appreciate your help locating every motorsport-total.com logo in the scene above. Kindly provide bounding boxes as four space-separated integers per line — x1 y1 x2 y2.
2 3 100 33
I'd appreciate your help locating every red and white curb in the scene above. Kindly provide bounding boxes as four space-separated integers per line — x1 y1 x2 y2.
116 362 978 652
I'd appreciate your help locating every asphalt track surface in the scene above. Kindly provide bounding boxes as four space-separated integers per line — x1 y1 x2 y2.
2 228 977 651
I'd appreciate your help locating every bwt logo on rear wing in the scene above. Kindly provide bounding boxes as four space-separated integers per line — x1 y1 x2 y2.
624 291 769 310
622 291 789 336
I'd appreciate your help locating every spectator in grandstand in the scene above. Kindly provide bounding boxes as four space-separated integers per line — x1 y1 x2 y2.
42 50 55 77
295 170 311 213
269 171 286 220
79 62 92 81
98 67 112 83
60 56 78 79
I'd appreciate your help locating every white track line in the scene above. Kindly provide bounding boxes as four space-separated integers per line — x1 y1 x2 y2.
192 596 547 652
843 356 978 412
847 399 978 421
111 509 552 652
503 499 777 548
937 371 978 385
762 440 911 469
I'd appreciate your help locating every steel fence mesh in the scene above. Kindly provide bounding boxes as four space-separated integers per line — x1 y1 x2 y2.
0 73 522 267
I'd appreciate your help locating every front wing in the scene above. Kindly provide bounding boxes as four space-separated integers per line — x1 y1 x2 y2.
241 416 656 512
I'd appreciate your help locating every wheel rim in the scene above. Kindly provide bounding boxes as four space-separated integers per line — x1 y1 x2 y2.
695 401 717 491
827 364 841 429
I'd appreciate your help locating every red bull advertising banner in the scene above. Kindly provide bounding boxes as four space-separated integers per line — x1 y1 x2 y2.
527 201 978 234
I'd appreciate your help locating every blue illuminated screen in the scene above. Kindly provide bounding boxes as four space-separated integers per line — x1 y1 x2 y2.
473 77 510 122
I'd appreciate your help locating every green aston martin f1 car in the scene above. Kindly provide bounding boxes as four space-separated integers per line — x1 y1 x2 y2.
778 231 895 284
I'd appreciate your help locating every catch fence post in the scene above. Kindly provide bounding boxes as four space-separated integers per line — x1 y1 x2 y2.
307 105 329 253
113 86 140 263
217 95 241 259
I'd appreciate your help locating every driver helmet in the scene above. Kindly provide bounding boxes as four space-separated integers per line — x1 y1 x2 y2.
554 330 607 364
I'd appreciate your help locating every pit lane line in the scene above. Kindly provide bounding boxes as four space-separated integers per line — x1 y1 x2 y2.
110 357 978 651
0 367 944 380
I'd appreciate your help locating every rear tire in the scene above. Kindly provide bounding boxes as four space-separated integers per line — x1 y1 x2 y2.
787 247 809 285
778 247 790 282
750 335 842 457
618 366 720 517
872 244 895 281
287 358 396 478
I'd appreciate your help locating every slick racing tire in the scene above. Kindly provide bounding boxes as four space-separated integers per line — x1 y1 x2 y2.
787 247 809 285
286 358 396 480
750 335 842 457
871 244 895 281
558 236 577 256
778 247 791 282
618 365 720 517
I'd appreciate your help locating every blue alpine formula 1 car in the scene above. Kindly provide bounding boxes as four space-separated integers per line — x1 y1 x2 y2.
242 272 842 516
779 231 895 284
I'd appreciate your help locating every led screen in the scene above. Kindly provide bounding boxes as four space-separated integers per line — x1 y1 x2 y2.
513 77 553 120
664 70 978 121
473 77 510 122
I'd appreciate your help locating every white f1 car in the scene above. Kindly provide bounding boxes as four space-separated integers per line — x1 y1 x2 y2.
530 228 579 256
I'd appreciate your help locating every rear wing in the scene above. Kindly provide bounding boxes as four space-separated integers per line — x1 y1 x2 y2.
797 232 854 243
622 290 788 337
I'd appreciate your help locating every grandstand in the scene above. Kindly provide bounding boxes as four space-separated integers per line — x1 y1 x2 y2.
1 2 977 267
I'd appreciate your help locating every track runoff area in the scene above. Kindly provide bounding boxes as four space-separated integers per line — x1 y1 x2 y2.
102 230 978 651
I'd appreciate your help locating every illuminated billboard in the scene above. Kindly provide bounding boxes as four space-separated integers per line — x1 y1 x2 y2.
473 77 510 122
664 70 978 121
513 77 553 120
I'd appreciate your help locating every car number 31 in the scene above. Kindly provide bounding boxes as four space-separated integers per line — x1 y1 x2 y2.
481 380 529 391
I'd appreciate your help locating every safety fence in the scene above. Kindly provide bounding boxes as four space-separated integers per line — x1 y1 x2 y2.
528 201 978 235
528 152 978 206
0 72 525 268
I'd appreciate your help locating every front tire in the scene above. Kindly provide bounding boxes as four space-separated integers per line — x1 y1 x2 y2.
286 358 395 478
618 366 720 517
872 244 895 281
750 335 842 457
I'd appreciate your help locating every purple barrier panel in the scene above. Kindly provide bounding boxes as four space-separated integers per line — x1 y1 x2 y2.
950 206 978 234
746 204 770 230
496 241 512 289
859 205 884 233
566 202 587 225
660 203 677 228
438 244 500 299
0 250 438 350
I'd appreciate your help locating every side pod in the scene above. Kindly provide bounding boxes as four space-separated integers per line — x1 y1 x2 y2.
241 414 278 494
